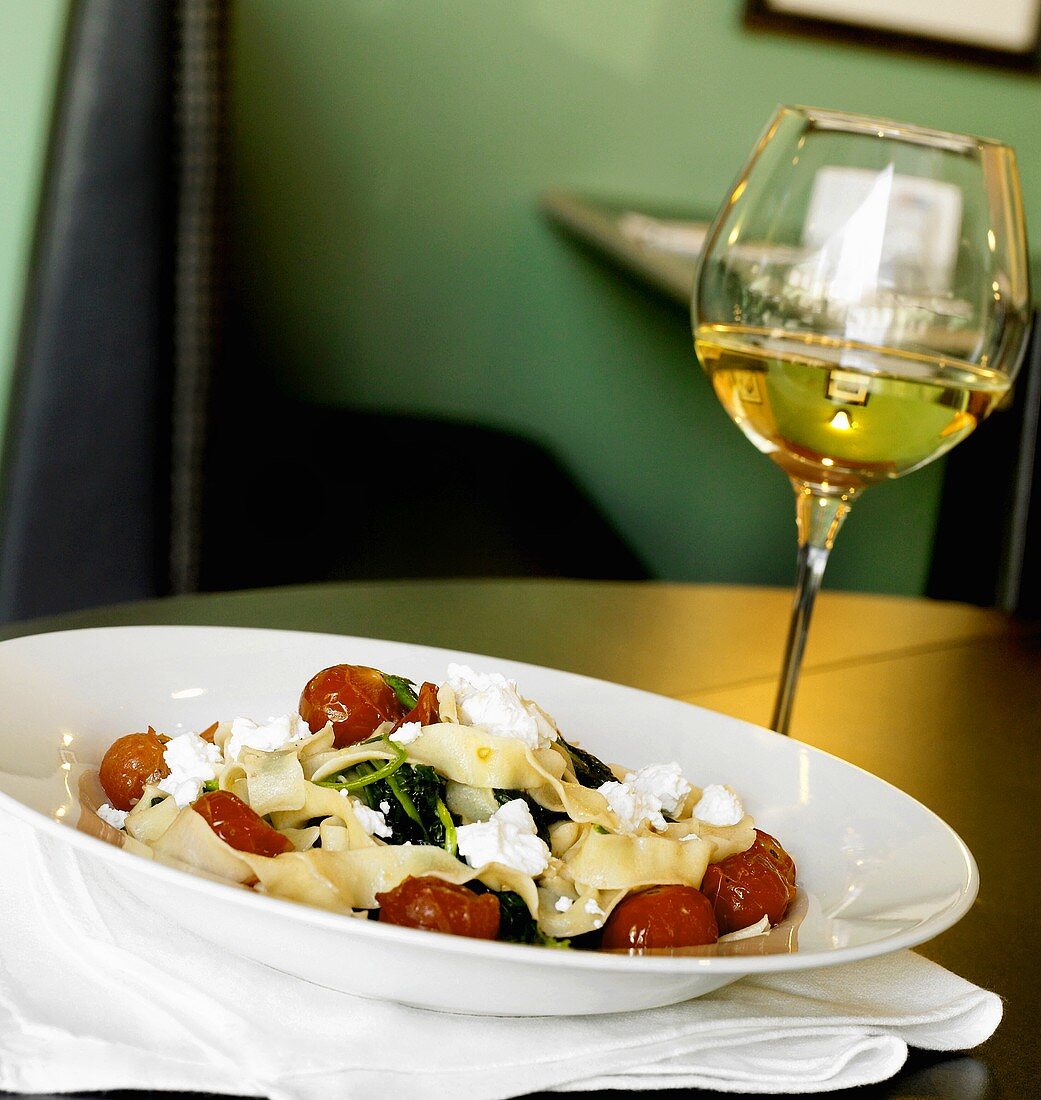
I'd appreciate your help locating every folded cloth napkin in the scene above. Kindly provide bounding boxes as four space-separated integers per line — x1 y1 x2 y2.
0 810 1000 1099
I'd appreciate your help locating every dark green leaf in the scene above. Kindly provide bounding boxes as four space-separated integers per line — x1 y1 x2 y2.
494 890 570 949
558 735 615 788
361 763 452 847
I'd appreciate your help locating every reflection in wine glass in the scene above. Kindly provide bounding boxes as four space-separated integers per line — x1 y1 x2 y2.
693 106 1032 735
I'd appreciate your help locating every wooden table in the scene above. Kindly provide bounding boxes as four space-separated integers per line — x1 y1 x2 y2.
2 579 1037 1100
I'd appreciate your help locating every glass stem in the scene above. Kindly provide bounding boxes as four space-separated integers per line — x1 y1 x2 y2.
770 482 855 737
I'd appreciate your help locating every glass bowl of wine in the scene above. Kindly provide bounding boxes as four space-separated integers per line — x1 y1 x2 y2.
693 106 1032 735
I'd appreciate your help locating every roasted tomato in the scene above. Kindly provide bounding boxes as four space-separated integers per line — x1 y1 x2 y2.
99 731 170 810
299 664 411 747
751 829 797 885
393 680 440 731
600 885 719 951
193 790 294 857
701 835 797 934
376 875 500 940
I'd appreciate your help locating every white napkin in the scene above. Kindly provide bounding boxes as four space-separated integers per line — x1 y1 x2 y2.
0 810 1000 1098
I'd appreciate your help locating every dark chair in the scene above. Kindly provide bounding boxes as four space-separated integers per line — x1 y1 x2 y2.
0 0 646 624
0 0 176 621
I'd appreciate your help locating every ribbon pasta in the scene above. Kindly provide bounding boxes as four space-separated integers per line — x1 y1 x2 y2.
102 677 767 945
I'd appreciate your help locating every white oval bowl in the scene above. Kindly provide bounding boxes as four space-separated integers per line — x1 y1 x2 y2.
0 625 977 1015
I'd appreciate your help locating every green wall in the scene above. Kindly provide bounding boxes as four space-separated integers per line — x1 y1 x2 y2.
0 0 68 442
229 0 1040 594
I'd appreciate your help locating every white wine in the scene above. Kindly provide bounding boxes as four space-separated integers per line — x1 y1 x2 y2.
694 324 1009 491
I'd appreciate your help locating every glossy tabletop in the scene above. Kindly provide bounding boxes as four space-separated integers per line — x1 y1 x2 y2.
1 579 1037 1100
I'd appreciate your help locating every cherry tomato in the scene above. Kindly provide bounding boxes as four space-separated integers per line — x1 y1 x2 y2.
600 885 719 951
299 664 411 747
376 875 500 939
701 841 796 934
193 790 294 857
751 829 797 885
392 680 440 731
99 731 170 810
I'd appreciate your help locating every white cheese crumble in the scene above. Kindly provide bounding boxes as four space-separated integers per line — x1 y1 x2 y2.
693 784 744 827
388 721 422 746
157 732 223 808
583 898 605 917
554 896 574 913
444 663 558 749
598 761 691 833
350 800 393 839
226 713 311 762
455 798 550 876
379 800 391 815
97 803 128 829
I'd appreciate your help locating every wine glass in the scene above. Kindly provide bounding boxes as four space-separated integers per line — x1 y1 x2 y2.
692 106 1032 736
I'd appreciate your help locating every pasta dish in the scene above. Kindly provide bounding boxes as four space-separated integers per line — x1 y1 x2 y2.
91 662 797 951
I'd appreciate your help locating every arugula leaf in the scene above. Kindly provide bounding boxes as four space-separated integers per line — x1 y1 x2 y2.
558 735 615 788
382 673 419 710
495 890 570 949
361 763 454 849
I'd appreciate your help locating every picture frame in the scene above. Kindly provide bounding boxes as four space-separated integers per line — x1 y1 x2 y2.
744 0 1041 71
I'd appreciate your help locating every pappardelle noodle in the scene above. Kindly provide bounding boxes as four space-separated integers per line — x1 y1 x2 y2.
93 663 797 951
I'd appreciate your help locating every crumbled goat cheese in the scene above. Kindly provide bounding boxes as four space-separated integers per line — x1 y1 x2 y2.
157 732 223 808
583 898 605 917
97 803 128 829
379 800 391 814
389 721 423 745
598 761 691 833
693 784 744 827
351 800 393 839
455 798 550 875
444 663 558 749
629 763 691 816
226 713 311 762
554 896 574 913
